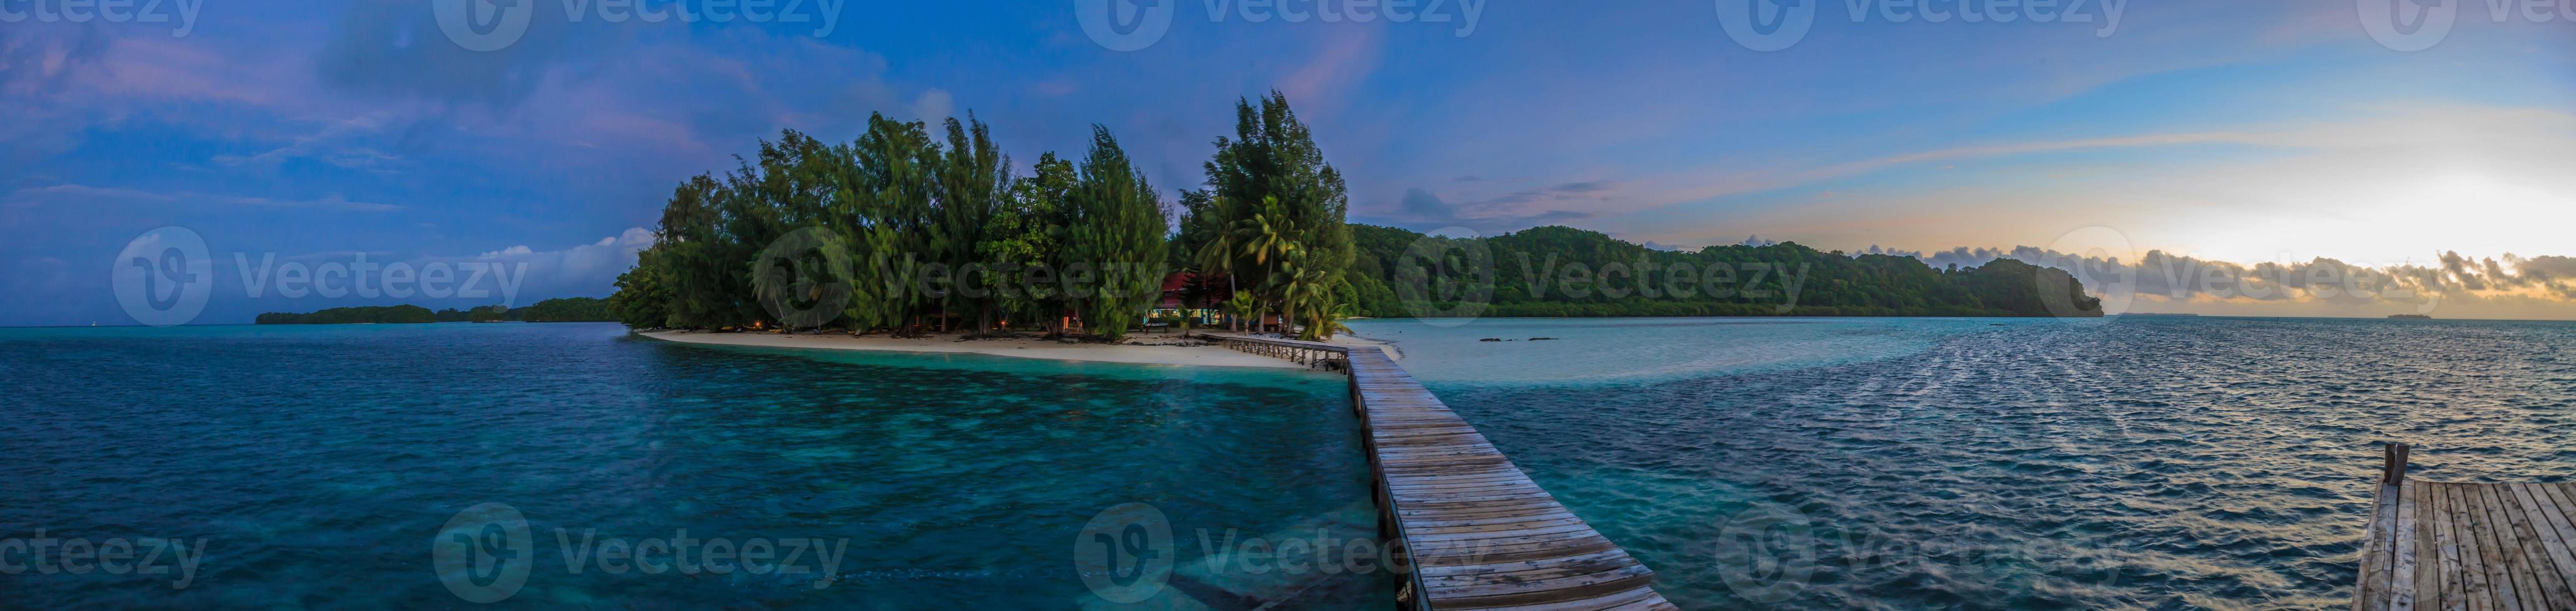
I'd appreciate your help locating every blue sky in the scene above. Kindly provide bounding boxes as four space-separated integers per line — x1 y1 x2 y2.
4 0 2574 325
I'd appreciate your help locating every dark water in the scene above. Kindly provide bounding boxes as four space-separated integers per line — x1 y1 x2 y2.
1 323 1389 608
1374 317 2576 610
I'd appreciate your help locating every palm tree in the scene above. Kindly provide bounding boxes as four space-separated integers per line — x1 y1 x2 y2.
1193 202 1243 330
1275 246 1337 339
1222 291 1260 335
1233 196 1305 332
1301 294 1354 340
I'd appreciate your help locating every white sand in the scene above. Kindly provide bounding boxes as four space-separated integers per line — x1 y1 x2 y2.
641 329 1397 368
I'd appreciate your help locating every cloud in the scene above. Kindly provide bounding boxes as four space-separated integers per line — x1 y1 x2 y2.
211 115 406 171
418 228 656 303
312 0 577 113
1914 244 2576 318
1368 188 1591 235
910 89 956 123
5 185 403 212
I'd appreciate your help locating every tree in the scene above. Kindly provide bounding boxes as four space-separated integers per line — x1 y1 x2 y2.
1192 92 1353 332
608 249 675 327
983 152 1075 335
853 114 942 335
1060 126 1169 341
656 175 743 329
935 114 1011 333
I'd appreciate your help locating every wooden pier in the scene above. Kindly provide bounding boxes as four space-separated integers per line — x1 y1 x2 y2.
2354 443 2576 611
1213 334 1673 610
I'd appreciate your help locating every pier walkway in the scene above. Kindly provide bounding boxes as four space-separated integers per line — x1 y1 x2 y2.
2354 444 2576 611
1212 334 1673 610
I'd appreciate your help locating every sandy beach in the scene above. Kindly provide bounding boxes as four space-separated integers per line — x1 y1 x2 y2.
641 329 1396 368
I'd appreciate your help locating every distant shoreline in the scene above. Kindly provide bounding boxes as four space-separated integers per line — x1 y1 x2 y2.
639 329 1397 369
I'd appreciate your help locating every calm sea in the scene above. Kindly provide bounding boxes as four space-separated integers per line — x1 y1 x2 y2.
7 317 2570 609
1 323 1389 608
1347 316 2576 609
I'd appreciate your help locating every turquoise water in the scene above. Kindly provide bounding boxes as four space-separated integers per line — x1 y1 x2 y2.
1 323 1390 608
16 318 2572 609
1348 316 2576 609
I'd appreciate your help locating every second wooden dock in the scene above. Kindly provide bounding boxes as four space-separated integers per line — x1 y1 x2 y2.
2353 443 2576 611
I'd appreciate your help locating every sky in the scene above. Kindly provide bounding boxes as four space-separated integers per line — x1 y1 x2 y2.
3 0 2573 325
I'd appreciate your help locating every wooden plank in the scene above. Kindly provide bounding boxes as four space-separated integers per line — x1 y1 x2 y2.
2449 483 2497 611
2501 484 2576 610
2484 483 2559 611
2467 484 2527 611
2430 483 2466 611
1459 585 1672 611
2524 484 2576 585
1217 333 1666 610
2395 482 2422 611
2363 481 2394 611
2413 483 2444 611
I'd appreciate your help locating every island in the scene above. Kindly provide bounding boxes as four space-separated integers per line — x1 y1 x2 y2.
600 94 2103 343
255 297 615 324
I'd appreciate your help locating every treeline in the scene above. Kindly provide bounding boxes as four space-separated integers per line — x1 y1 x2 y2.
1342 224 2103 318
255 298 616 324
256 305 444 325
608 92 1363 340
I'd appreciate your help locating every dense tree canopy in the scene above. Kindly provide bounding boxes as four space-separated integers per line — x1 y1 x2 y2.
610 113 1174 340
1172 92 1359 338
605 94 2103 340
1345 224 2104 318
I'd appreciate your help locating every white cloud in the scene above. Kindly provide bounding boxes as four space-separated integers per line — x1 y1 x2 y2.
3 184 402 212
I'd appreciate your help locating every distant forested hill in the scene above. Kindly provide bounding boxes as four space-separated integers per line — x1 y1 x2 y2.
255 305 444 325
512 297 613 322
255 298 616 324
1342 224 2101 318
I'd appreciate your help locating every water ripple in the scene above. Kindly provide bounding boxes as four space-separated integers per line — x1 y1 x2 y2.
1415 317 2575 610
